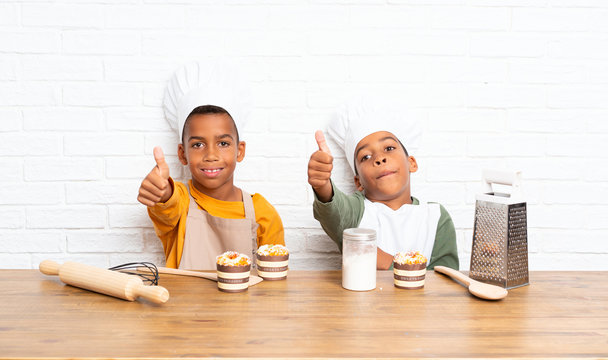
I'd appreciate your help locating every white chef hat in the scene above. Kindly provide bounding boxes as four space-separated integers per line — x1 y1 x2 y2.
163 60 252 141
327 95 422 174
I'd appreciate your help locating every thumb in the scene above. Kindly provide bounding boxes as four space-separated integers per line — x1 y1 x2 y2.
153 146 170 179
315 130 332 155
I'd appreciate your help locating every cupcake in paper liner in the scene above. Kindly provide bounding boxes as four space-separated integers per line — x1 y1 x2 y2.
255 245 289 281
393 251 427 290
216 251 251 293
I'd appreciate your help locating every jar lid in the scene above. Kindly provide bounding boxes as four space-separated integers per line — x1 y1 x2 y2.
343 228 376 241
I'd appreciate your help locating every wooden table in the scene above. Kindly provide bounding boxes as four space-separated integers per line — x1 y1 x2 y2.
0 270 606 359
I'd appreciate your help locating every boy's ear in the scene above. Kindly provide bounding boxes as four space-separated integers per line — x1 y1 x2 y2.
354 175 364 192
408 156 418 173
236 141 246 162
178 144 188 165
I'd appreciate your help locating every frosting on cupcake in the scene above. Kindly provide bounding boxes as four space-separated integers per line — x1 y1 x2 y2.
256 244 289 256
216 251 251 266
394 251 427 265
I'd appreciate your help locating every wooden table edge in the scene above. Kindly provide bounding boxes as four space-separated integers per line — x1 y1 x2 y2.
0 356 608 360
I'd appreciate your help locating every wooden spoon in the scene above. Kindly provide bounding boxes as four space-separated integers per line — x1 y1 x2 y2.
434 266 508 300
137 266 264 287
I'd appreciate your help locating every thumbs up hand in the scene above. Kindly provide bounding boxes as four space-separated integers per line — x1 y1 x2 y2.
308 130 334 203
137 146 173 207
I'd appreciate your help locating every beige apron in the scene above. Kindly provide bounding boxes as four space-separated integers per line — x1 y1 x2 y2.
179 188 259 270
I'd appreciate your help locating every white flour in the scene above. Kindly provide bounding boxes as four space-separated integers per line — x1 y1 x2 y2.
342 252 376 291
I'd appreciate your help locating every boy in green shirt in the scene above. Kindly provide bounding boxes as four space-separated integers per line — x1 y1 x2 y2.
307 100 459 270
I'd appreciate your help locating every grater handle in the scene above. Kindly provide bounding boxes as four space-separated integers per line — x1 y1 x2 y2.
434 266 472 286
482 169 523 199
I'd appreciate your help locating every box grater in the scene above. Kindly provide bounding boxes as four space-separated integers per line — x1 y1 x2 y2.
470 169 529 289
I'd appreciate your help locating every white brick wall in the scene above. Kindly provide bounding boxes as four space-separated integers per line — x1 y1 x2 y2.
1 1 607 270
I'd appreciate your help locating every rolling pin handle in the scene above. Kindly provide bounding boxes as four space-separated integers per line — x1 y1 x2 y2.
39 260 60 276
132 284 170 304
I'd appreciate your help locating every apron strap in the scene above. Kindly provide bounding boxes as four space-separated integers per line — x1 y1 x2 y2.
241 190 255 221
240 190 259 264
187 189 199 213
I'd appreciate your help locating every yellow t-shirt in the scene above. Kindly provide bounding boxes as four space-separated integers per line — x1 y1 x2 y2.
148 179 285 268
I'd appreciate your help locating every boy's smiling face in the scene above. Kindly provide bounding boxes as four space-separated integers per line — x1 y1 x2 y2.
353 131 418 209
178 113 245 199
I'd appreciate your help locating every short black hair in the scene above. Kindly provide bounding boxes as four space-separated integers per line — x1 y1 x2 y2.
353 139 409 176
182 105 239 144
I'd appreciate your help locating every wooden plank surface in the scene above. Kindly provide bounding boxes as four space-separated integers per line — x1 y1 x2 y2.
0 270 606 359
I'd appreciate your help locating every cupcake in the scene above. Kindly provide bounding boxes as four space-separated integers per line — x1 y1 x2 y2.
216 251 251 293
393 251 427 290
255 244 289 281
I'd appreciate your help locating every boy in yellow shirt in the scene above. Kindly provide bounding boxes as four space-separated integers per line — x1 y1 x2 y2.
137 62 284 269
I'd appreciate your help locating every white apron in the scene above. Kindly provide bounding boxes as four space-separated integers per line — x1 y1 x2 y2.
358 198 441 262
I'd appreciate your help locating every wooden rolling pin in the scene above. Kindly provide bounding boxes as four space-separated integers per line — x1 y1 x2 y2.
39 260 169 304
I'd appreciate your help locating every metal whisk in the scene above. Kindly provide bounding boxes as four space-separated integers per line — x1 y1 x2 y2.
108 262 159 286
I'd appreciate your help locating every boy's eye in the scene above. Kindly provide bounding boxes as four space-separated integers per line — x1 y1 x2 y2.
360 154 371 162
219 141 230 147
192 142 204 148
386 146 396 151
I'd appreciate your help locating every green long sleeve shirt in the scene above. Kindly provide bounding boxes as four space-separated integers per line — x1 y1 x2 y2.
313 182 459 270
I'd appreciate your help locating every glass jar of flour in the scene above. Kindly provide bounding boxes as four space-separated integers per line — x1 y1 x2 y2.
342 228 377 291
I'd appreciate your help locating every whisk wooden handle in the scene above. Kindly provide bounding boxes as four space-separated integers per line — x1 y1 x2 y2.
138 266 218 281
39 260 169 304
